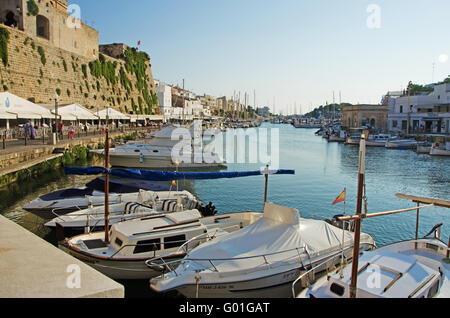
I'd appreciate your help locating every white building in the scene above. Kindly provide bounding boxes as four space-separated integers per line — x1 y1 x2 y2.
155 80 173 122
388 82 450 134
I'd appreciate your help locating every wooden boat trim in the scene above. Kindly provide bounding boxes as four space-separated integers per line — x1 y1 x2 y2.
395 194 450 209
408 274 437 298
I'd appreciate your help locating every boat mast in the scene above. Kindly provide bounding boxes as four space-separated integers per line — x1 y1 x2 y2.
104 118 110 244
349 130 368 298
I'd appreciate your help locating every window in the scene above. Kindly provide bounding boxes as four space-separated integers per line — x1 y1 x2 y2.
36 15 50 40
133 239 161 254
427 280 440 298
114 237 123 247
164 235 186 249
392 121 398 128
330 283 345 296
399 106 403 113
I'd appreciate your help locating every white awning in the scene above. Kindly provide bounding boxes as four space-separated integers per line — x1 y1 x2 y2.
0 92 53 119
95 108 130 120
56 104 98 121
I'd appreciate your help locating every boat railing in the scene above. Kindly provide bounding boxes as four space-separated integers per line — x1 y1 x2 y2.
109 225 237 259
144 226 241 276
290 245 357 298
50 205 84 222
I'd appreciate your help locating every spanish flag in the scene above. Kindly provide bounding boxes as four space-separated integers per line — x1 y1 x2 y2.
332 189 346 205
171 180 177 187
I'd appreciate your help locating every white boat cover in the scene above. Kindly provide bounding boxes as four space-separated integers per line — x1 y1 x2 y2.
0 92 54 119
184 203 371 272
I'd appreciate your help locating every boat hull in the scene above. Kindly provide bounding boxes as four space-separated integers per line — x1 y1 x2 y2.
109 153 225 169
59 244 184 280
430 147 450 156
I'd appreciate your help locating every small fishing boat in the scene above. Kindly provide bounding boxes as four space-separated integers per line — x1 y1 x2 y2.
296 194 450 299
416 142 433 154
345 135 361 145
328 131 346 143
58 210 262 280
45 189 207 237
430 142 450 156
149 203 375 298
365 134 391 147
385 139 417 150
22 177 174 219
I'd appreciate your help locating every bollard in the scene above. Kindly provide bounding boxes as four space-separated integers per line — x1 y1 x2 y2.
2 132 5 149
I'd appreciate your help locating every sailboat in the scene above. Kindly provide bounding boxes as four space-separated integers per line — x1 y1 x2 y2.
295 131 450 298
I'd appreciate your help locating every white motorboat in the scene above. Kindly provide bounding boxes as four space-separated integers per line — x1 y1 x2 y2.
329 131 346 143
92 126 225 169
385 139 417 149
149 203 375 298
58 210 262 280
365 134 391 147
417 142 433 154
297 233 450 298
45 189 207 237
345 135 361 145
22 177 174 220
430 142 450 156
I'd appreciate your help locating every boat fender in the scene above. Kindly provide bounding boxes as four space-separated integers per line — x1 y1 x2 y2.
139 153 144 163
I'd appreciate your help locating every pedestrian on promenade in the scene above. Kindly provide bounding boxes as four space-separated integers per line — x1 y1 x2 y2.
101 123 105 134
30 125 36 140
69 124 74 140
58 122 63 139
25 120 31 138
52 121 56 134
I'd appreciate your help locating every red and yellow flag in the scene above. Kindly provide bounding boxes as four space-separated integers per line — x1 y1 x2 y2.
332 189 346 205
171 180 177 187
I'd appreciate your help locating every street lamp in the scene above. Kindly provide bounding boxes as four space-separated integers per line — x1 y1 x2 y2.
54 91 59 141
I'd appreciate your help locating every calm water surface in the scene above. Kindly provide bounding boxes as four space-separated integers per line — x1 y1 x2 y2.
1 122 449 297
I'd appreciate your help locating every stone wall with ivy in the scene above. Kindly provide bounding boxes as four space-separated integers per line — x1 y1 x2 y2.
0 25 160 115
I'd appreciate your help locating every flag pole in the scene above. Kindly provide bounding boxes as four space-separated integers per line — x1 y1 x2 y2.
340 187 346 278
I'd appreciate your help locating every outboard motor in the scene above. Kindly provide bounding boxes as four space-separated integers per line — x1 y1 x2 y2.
326 214 354 231
198 202 218 217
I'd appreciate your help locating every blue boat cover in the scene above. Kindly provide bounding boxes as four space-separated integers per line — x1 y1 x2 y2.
64 167 295 181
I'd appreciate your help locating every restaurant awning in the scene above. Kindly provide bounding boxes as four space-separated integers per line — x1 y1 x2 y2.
95 107 130 120
0 92 53 119
56 104 98 121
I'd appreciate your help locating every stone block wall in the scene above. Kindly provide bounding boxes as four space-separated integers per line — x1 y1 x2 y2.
0 25 160 115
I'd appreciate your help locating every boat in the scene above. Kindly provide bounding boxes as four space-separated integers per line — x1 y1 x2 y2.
385 139 417 150
430 142 450 156
345 135 361 145
329 131 346 143
296 194 450 299
22 177 175 219
92 125 226 169
416 142 433 154
149 202 375 298
58 209 263 280
44 189 207 237
365 134 391 147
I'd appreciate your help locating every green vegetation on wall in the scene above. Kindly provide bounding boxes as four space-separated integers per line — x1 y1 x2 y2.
37 46 46 65
0 27 10 67
27 0 39 16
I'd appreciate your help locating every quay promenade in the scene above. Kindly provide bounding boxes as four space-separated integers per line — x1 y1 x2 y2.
0 126 153 185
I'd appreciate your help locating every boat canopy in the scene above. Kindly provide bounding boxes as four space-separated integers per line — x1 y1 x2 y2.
182 203 373 272
64 167 295 181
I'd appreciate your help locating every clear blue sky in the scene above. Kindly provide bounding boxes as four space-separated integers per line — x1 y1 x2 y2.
71 0 450 114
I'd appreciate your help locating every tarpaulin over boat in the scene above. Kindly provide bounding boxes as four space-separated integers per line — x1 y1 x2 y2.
85 177 174 193
181 203 375 273
64 167 295 181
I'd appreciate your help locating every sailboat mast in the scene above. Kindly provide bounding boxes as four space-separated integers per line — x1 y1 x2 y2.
349 130 368 298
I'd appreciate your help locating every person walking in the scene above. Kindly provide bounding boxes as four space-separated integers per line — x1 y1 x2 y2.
69 123 75 140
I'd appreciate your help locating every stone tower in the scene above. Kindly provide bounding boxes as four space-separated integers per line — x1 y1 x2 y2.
0 0 98 59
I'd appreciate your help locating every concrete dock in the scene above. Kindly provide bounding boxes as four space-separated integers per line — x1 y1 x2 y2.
0 215 124 298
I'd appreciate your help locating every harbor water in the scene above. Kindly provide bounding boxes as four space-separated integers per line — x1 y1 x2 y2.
1 122 449 297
